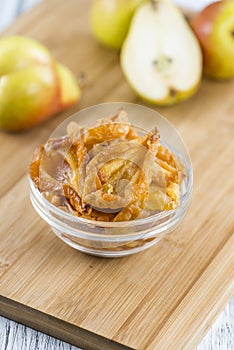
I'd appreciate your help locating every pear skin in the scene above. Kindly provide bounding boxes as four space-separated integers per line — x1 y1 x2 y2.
91 0 146 50
0 36 53 75
0 36 81 132
56 63 81 108
0 65 60 131
191 0 234 80
136 81 201 107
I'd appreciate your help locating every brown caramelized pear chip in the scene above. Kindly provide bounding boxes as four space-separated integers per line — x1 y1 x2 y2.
30 110 186 221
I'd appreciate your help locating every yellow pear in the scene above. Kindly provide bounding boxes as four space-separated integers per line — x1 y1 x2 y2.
0 36 80 132
0 36 53 75
191 0 234 80
0 66 59 131
56 63 81 108
90 0 145 50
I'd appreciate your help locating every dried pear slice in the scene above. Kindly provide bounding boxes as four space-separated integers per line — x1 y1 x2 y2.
30 109 186 221
29 145 44 187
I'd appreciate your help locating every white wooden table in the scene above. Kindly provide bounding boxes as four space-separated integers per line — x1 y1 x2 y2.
0 1 233 349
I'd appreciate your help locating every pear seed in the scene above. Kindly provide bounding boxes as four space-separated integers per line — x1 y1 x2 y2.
153 56 172 72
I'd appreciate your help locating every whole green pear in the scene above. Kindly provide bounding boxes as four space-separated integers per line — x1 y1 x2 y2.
0 36 52 75
0 36 80 132
90 0 145 50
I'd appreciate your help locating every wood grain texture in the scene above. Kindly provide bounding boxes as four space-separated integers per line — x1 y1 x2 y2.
1 301 233 350
0 299 233 350
0 316 82 350
0 1 234 349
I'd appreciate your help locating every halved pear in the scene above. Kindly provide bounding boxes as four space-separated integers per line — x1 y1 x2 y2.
120 0 202 106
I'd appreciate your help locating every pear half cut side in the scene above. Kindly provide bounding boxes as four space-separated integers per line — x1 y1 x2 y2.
121 1 202 106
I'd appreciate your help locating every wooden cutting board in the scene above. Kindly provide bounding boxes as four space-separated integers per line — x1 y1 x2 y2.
0 1 233 349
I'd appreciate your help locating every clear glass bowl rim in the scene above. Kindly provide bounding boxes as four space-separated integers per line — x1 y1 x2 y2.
29 102 193 238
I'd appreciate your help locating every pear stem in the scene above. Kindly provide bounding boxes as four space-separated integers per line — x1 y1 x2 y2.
77 71 87 89
151 0 159 10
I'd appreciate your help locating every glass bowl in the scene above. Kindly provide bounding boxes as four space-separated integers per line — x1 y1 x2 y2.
29 102 193 257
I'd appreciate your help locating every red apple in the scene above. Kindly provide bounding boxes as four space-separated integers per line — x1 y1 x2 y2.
191 0 234 80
